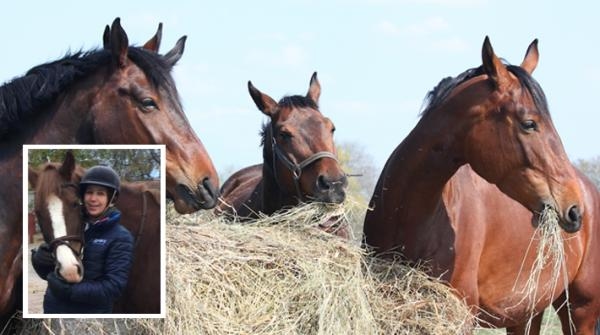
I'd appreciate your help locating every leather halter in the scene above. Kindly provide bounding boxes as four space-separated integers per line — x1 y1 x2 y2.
270 135 339 202
49 234 84 258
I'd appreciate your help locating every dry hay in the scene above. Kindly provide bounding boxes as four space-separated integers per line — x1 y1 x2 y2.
149 202 472 334
512 205 572 334
20 202 473 335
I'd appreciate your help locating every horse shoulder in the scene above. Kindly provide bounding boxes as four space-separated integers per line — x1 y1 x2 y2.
566 169 600 308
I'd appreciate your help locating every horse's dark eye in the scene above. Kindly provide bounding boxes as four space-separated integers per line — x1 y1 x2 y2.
520 120 538 132
140 98 158 112
279 131 292 141
332 126 336 133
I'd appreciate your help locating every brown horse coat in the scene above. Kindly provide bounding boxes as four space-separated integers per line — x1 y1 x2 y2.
363 38 600 334
217 73 349 237
0 18 217 321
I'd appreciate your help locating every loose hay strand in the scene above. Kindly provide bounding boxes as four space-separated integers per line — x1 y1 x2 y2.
511 205 572 335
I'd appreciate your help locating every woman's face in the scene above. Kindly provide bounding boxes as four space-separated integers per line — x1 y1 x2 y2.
84 185 110 218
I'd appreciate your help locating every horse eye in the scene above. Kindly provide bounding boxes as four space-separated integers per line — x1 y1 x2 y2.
140 98 159 112
279 131 292 141
520 120 538 132
332 125 336 133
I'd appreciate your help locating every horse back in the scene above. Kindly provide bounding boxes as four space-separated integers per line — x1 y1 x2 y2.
113 180 161 314
217 164 263 218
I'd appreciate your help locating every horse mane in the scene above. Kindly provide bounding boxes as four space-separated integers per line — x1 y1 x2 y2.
259 94 319 147
0 47 177 140
420 64 550 117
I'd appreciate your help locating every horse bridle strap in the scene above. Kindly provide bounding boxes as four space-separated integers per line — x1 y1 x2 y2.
49 235 84 257
271 137 339 200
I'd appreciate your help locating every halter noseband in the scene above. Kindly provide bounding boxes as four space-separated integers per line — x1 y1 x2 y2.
270 136 339 201
49 235 85 257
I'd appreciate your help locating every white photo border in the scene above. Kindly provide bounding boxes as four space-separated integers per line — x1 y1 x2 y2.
22 144 166 319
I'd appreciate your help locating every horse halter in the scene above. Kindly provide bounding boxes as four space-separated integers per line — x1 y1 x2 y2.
270 136 339 201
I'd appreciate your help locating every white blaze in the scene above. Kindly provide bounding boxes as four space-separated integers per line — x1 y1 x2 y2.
47 194 67 238
47 194 82 283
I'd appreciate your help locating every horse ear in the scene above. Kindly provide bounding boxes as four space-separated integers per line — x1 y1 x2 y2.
520 39 539 74
164 36 186 67
110 17 129 68
102 25 110 50
59 151 76 180
481 36 510 90
28 167 39 188
143 22 163 53
248 81 277 116
306 72 321 105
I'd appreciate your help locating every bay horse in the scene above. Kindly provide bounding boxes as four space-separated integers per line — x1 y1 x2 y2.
363 37 600 334
216 73 348 236
28 151 162 314
0 18 219 320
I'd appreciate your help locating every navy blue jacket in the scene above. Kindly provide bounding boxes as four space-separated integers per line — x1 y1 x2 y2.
43 209 134 314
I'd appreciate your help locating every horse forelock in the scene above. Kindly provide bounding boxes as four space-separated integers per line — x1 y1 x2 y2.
35 164 63 205
0 46 180 141
506 65 550 117
259 95 320 147
278 95 318 110
127 47 179 99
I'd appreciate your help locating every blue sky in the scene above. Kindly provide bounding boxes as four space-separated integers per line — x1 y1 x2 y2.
2 1 598 177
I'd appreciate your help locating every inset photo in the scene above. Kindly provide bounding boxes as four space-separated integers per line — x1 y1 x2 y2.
23 145 165 318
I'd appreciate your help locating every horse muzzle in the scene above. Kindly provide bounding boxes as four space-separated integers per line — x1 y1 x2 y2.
176 177 219 211
560 204 582 233
532 202 582 234
314 175 347 204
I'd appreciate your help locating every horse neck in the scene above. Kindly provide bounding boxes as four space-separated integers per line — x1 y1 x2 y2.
378 110 467 221
27 73 104 145
261 145 296 214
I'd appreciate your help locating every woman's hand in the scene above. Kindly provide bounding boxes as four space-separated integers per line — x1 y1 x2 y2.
47 272 73 301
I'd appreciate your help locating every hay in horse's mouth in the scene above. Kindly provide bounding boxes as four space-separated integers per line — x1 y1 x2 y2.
512 205 571 333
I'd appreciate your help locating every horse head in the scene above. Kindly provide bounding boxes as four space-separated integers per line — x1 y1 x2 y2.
249 72 347 204
452 37 583 232
90 18 219 212
29 151 84 283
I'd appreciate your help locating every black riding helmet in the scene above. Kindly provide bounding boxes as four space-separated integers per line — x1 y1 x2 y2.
79 165 121 204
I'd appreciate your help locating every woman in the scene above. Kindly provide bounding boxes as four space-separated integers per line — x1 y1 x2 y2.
31 165 134 314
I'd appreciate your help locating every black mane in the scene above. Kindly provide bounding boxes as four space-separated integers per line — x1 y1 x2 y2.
0 47 176 140
420 64 549 117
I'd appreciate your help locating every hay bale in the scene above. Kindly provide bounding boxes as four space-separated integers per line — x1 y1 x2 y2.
149 203 472 334
24 203 473 335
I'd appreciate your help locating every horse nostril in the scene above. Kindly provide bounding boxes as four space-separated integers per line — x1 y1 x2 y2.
202 177 219 198
567 205 582 224
317 175 331 191
197 177 219 209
